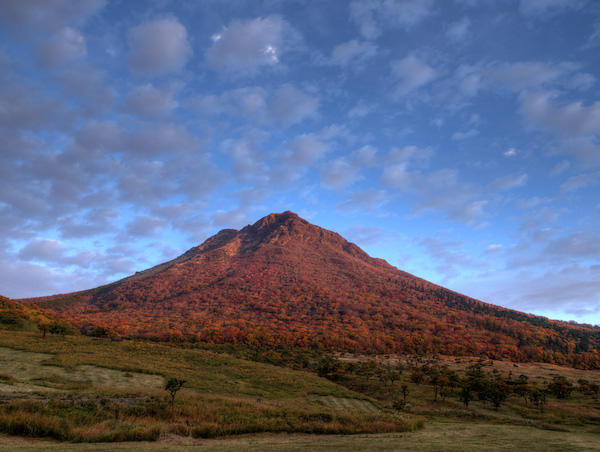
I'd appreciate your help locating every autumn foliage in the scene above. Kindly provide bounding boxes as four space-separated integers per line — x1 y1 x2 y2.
22 212 600 369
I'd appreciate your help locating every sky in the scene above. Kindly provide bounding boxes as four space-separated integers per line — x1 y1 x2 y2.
0 0 599 326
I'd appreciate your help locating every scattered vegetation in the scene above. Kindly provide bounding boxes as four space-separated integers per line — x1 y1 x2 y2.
0 330 422 442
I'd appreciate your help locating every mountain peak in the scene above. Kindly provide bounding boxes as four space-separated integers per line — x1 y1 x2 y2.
251 211 305 230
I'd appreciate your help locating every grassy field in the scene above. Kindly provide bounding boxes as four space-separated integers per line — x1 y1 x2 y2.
1 421 600 451
0 331 421 442
1 330 599 448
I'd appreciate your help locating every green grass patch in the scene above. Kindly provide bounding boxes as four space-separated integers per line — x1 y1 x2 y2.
0 330 422 442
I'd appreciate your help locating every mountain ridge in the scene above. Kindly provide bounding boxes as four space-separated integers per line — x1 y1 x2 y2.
20 211 600 369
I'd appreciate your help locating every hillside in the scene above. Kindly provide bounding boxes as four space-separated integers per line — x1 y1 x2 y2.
0 295 74 335
21 212 600 368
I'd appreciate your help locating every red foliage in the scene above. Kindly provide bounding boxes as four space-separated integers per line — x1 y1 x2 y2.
22 212 600 368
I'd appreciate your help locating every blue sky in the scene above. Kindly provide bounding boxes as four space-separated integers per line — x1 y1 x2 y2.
1 0 599 325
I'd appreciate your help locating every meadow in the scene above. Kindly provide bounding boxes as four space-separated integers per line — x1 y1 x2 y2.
0 329 599 450
0 330 420 443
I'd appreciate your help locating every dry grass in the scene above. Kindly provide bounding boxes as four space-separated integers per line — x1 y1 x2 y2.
0 346 164 391
1 421 600 451
0 331 423 442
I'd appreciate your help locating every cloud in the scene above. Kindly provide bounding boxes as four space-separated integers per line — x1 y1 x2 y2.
344 225 390 246
391 55 437 96
488 173 528 191
485 244 502 254
559 137 600 167
213 209 251 229
418 236 471 279
206 15 297 76
350 0 435 39
348 101 373 118
18 238 96 267
451 128 478 141
126 84 178 120
336 189 388 213
330 40 377 66
560 171 600 192
127 215 168 237
128 17 192 75
446 17 470 42
504 148 517 157
415 169 487 224
520 91 600 136
457 265 600 326
544 231 600 259
381 163 413 189
52 63 115 114
515 197 550 210
189 84 318 127
268 84 319 126
284 134 328 165
519 0 588 16
484 62 574 92
320 159 361 190
126 123 198 156
219 134 269 182
549 160 570 176
37 27 86 67
0 0 106 32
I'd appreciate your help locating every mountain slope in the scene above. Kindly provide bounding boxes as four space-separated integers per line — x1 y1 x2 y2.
22 212 600 368
0 295 75 334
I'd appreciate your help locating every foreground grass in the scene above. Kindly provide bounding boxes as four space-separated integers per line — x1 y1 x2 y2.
1 421 600 451
0 331 422 441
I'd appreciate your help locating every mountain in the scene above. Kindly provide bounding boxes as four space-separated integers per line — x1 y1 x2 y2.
22 212 600 368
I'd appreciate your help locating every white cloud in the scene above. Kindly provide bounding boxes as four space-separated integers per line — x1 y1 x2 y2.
381 163 413 189
127 215 168 237
488 173 528 191
52 63 115 114
559 137 600 167
0 0 106 32
206 15 296 76
321 159 361 190
504 148 517 157
391 55 437 96
348 101 373 118
284 134 328 165
560 171 600 192
126 84 178 120
344 225 389 246
128 17 191 75
268 84 319 126
126 123 197 156
484 61 574 92
446 17 470 42
451 128 478 141
519 0 587 16
18 238 96 267
336 189 388 213
37 27 86 67
485 244 502 254
350 0 435 39
330 40 377 66
520 91 600 136
549 160 570 176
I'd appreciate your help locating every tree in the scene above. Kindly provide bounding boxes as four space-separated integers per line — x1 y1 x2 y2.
548 376 573 399
490 381 510 410
165 377 186 405
459 382 473 408
529 388 548 412
38 322 51 339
